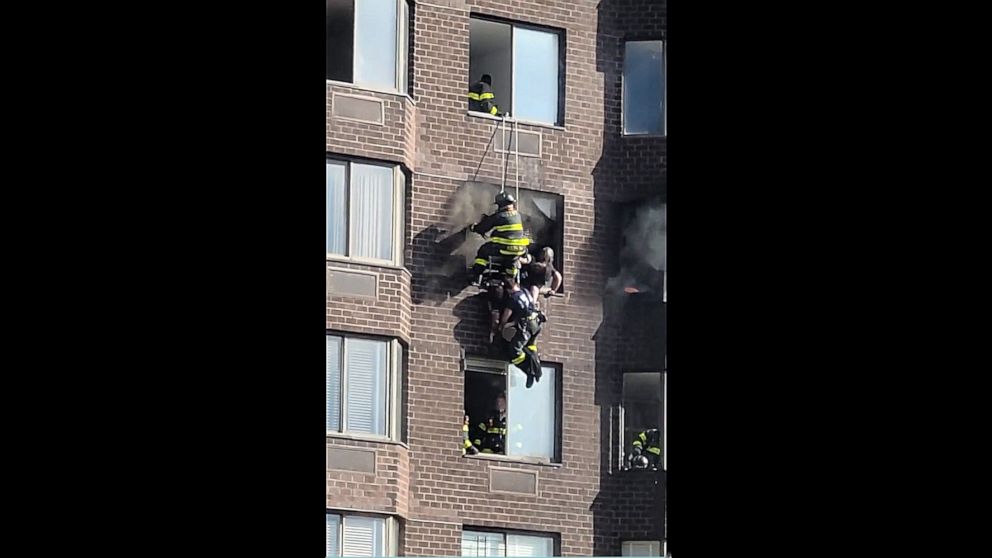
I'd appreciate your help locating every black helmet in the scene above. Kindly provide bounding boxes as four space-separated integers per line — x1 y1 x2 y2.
495 192 516 207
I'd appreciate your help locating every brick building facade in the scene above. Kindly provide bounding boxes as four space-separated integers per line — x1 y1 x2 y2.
327 0 666 555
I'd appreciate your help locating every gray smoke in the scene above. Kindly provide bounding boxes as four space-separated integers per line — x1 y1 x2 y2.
606 201 666 295
436 181 555 269
438 181 500 243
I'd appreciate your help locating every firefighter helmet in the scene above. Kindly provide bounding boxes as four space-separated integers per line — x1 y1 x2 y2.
495 192 516 207
632 455 651 469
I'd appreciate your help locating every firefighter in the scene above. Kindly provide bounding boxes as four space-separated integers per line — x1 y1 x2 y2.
626 428 662 470
521 246 562 309
476 393 508 454
468 192 530 286
498 276 544 388
468 74 502 116
462 414 479 455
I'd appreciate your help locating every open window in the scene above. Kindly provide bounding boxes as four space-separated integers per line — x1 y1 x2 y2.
620 371 664 469
469 17 565 125
463 357 561 462
326 0 410 93
462 528 558 557
608 199 665 298
443 181 564 291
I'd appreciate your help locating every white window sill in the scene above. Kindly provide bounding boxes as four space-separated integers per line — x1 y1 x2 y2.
326 254 406 272
326 79 414 103
326 432 410 450
467 111 566 132
622 132 668 138
464 452 562 468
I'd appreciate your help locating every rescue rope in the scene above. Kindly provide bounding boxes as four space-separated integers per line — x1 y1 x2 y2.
471 118 501 182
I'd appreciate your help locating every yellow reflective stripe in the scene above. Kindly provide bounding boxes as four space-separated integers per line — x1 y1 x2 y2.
474 438 482 445
482 449 493 453
490 236 530 246
477 423 487 431
526 345 537 352
511 353 526 365
464 439 473 448
493 223 523 232
467 92 481 100
474 258 489 266
489 106 499 115
646 447 662 455
632 440 643 447
463 425 469 432
499 428 507 435
479 92 495 100
499 248 526 256
639 432 648 443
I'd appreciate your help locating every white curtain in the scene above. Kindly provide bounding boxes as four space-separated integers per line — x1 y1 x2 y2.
350 163 394 261
507 365 556 459
326 514 340 557
343 516 385 557
326 336 342 433
345 338 388 435
506 534 554 557
326 162 347 255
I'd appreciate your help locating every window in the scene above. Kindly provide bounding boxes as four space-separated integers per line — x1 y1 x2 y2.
469 17 564 125
622 541 662 557
326 158 406 265
326 0 410 93
623 40 666 135
326 512 398 557
463 358 560 462
326 334 404 439
462 529 556 557
457 181 565 288
621 371 663 468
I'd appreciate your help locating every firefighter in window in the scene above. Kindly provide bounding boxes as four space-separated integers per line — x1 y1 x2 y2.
626 428 662 470
474 392 508 454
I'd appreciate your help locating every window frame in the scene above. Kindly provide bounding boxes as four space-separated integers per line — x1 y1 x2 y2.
621 540 663 557
461 526 560 557
325 0 411 95
619 370 664 470
326 510 399 557
326 155 406 268
621 38 667 137
326 331 404 442
462 181 566 291
463 357 563 464
467 14 567 127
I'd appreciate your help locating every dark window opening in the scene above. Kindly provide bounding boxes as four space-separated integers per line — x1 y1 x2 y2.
326 0 354 82
621 371 663 470
469 16 565 125
464 358 561 462
608 198 666 299
440 181 565 292
464 367 506 455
